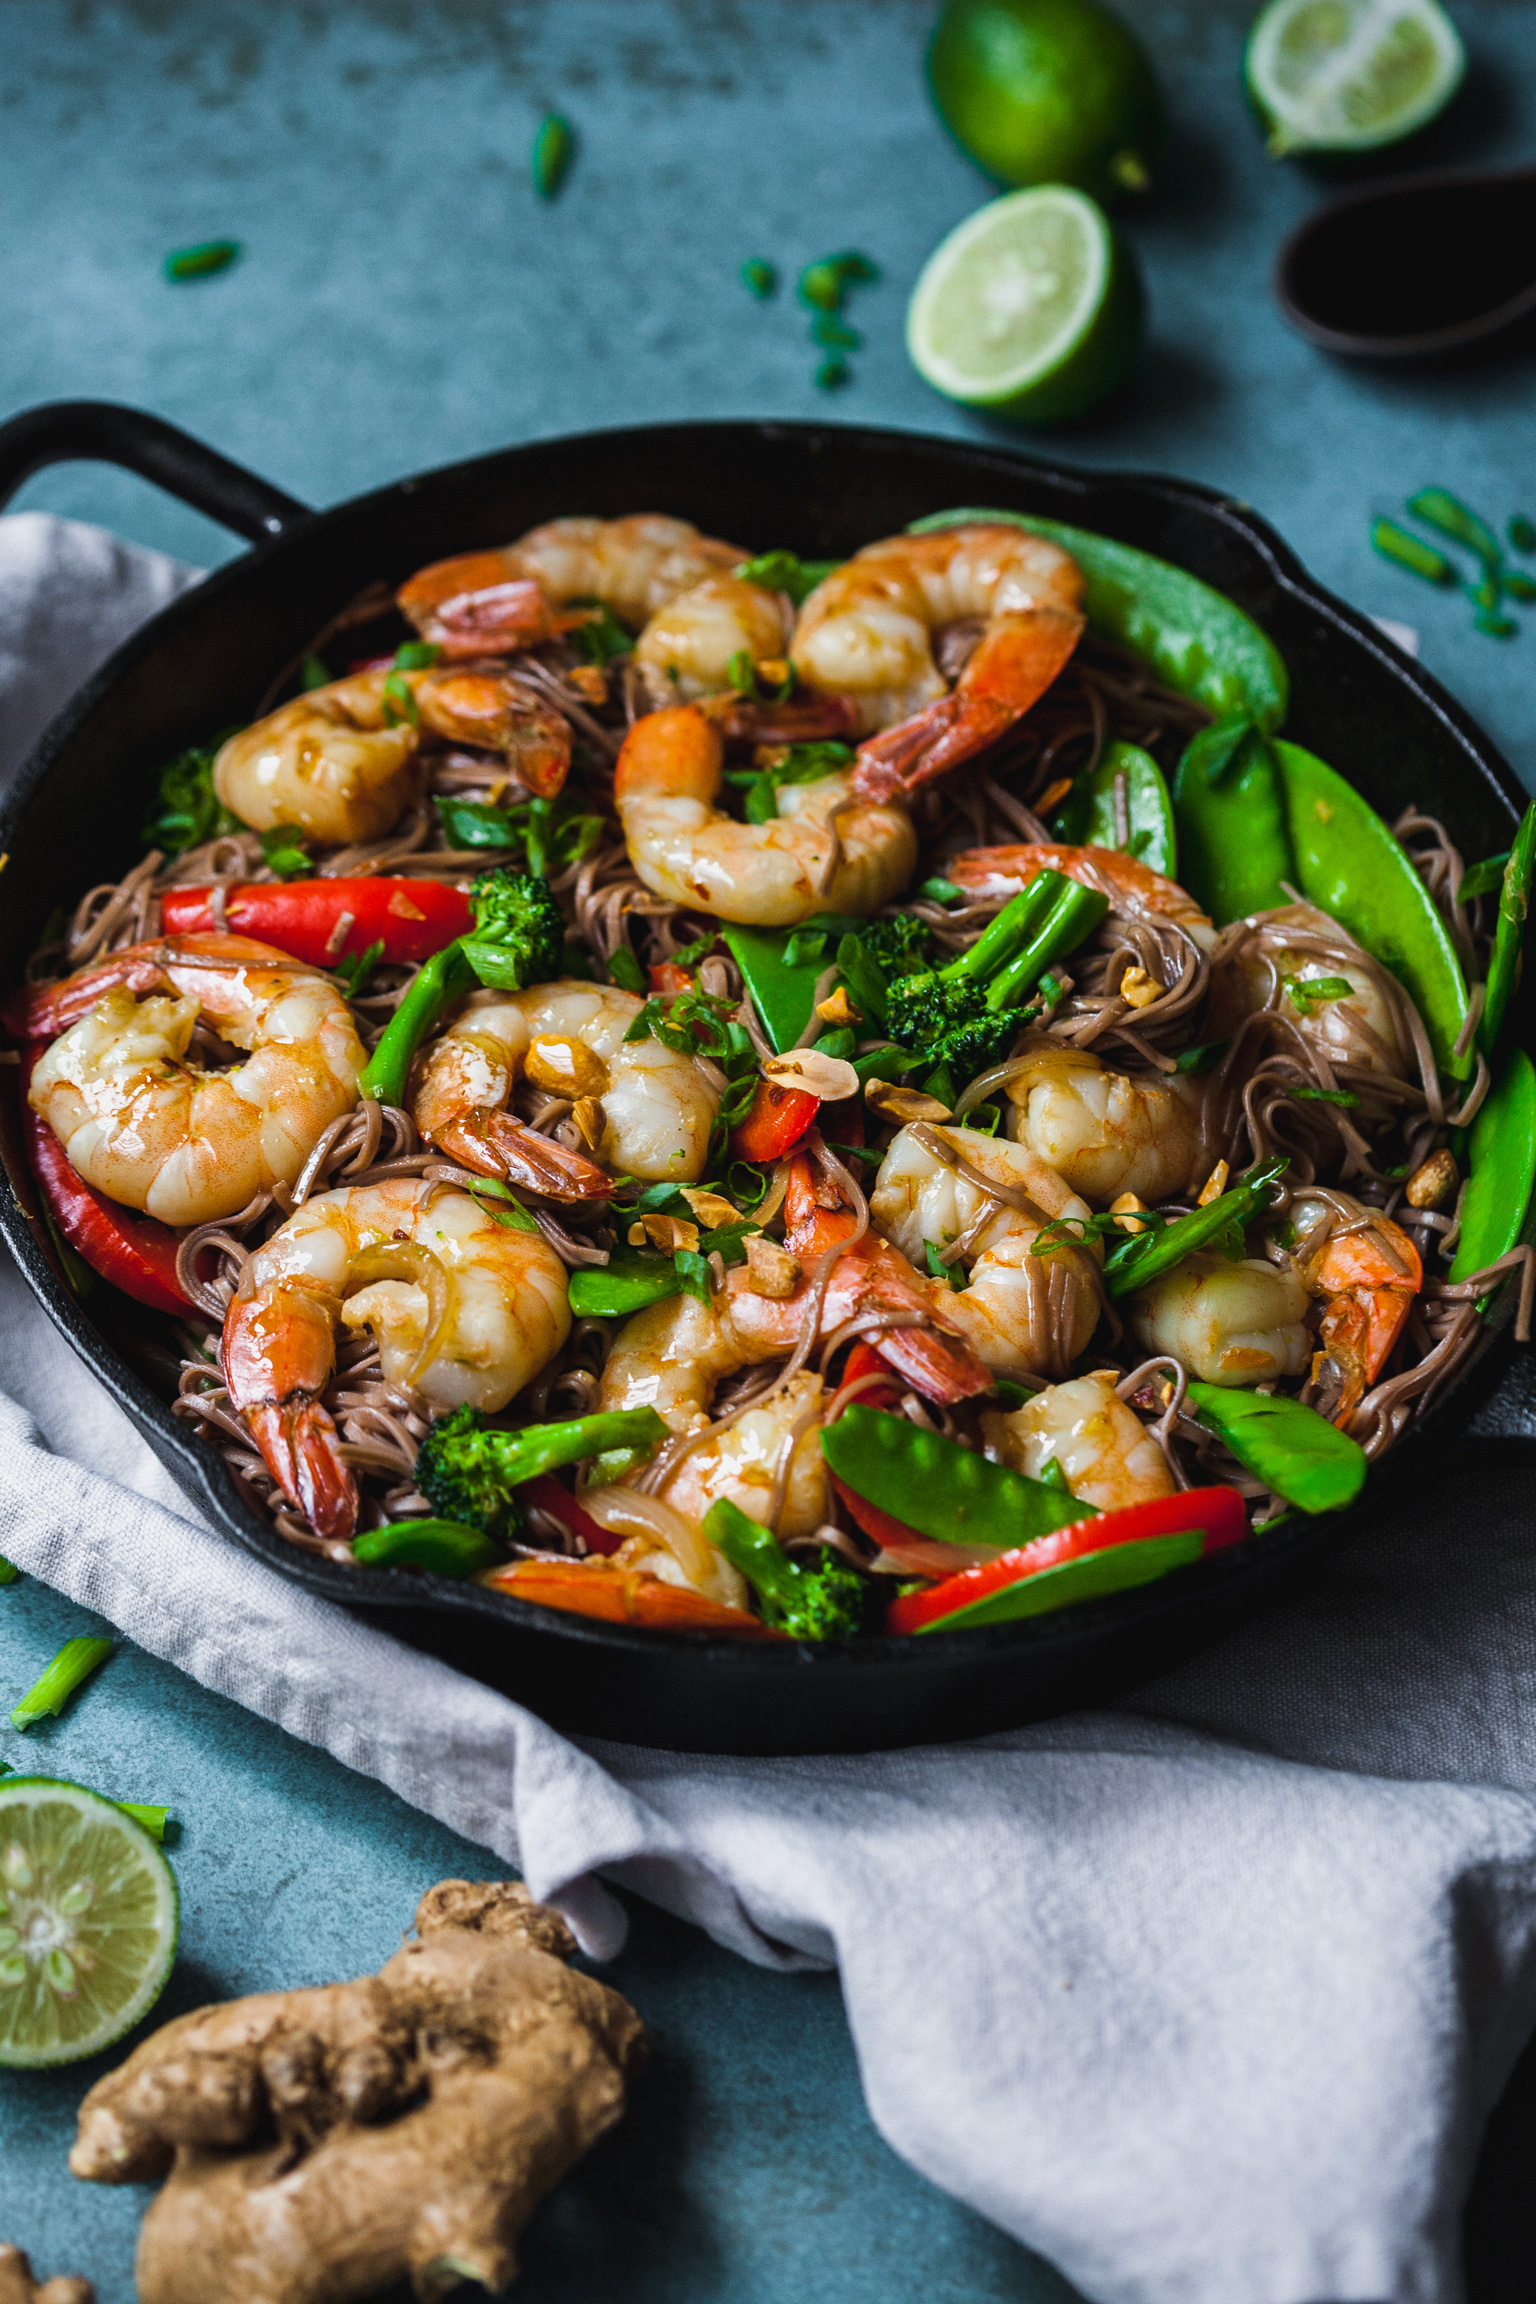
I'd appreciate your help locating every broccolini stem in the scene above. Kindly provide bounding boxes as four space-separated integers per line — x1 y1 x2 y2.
937 876 1064 987
360 942 475 1106
487 1406 670 1487
985 882 1109 1011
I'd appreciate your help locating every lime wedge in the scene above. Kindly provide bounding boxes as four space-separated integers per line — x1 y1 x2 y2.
1244 0 1465 156
907 186 1142 426
0 1779 178 2067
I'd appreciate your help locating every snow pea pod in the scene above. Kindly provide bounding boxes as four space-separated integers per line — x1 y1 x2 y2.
352 1519 500 1577
1184 1383 1367 1515
722 916 865 1052
1272 741 1472 1080
1448 1046 1536 1296
1099 1156 1287 1299
907 508 1289 729
1478 801 1534 1058
819 1404 1087 1549
1173 720 1294 924
1050 739 1177 875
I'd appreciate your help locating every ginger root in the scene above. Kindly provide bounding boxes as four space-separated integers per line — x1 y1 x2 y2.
71 1880 647 2303
0 2247 93 2304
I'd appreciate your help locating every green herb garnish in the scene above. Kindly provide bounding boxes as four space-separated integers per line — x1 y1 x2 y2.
531 112 574 199
260 823 311 881
164 239 239 281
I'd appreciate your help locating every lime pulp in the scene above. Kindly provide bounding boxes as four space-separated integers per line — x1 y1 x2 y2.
1244 0 1465 156
906 185 1142 426
0 1779 178 2068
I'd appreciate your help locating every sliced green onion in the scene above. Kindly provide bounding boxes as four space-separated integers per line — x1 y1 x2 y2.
0 1558 18 1587
740 257 777 299
531 113 574 199
1458 851 1510 903
1508 514 1536 555
10 1638 114 1731
260 823 312 881
394 640 443 670
1370 520 1452 586
164 239 239 281
1406 487 1501 564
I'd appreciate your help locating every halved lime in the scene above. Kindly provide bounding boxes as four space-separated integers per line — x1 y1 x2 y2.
1245 0 1465 157
0 1779 178 2067
907 185 1142 426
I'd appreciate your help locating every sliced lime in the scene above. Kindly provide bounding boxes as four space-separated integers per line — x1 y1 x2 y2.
1244 0 1465 157
0 1779 178 2068
907 186 1142 426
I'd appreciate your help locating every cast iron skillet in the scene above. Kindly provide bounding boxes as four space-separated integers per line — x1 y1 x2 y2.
0 401 1530 1756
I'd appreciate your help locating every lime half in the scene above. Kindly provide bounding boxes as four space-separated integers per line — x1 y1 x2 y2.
907 185 1142 426
0 1779 178 2067
1245 0 1465 156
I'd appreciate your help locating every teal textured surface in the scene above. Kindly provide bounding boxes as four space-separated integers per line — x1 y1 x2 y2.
2 4 1536 2298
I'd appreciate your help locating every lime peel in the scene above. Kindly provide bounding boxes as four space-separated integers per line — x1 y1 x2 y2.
0 1778 178 2068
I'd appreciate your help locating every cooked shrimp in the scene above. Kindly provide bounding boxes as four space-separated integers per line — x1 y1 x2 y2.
212 663 570 846
598 1293 830 1544
1292 1192 1422 1424
947 841 1217 951
790 525 1085 801
870 1123 1102 1380
981 1370 1174 1512
613 702 917 925
223 1178 572 1543
415 981 720 1187
1204 901 1409 1076
634 573 788 706
24 934 364 1226
1125 1253 1312 1388
397 514 745 658
1002 1039 1213 1205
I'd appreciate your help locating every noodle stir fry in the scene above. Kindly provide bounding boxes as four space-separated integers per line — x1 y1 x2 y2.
9 513 1533 1641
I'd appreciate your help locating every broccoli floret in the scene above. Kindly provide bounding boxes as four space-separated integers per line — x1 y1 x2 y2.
885 971 1034 1082
416 1403 669 1545
460 868 565 992
703 1497 868 1639
416 1406 527 1544
857 912 933 980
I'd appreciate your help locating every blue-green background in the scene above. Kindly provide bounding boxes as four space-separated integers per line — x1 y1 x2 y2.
2 3 1535 2296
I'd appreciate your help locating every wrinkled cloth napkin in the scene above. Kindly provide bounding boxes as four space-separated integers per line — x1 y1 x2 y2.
4 511 1536 2304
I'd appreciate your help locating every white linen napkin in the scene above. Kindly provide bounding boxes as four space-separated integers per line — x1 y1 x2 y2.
3 512 1535 2304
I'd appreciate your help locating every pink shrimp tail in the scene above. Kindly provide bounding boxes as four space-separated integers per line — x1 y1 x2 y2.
245 1398 359 1545
435 1112 613 1203
852 607 1084 802
5 931 316 1041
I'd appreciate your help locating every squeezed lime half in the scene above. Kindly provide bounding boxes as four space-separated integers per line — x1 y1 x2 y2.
0 1779 178 2067
906 185 1142 425
1245 0 1465 156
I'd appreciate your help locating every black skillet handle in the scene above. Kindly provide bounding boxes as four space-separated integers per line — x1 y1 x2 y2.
0 400 309 544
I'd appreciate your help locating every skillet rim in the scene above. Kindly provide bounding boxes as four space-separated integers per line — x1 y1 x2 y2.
0 412 1529 1688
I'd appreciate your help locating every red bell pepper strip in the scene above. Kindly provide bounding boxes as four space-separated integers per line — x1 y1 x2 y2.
481 1555 789 1636
649 960 694 996
886 1486 1249 1635
732 1078 820 1163
518 1472 624 1557
18 1049 190 1314
159 879 471 969
831 1340 904 1414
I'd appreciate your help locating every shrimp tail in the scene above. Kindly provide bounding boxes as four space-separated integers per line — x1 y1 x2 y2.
6 952 170 1039
245 1398 359 1545
703 692 859 746
1307 1216 1423 1426
396 556 569 659
434 1112 613 1203
851 608 1084 802
874 1322 995 1405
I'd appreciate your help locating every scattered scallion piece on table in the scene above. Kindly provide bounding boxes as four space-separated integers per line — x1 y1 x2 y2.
117 1805 171 1844
10 1637 114 1731
164 239 239 281
1508 514 1536 554
1407 487 1502 565
0 1557 18 1586
740 257 777 298
1370 519 1452 586
531 112 574 199
796 250 879 390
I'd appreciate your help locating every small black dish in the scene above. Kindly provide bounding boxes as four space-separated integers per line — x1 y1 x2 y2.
1277 161 1536 358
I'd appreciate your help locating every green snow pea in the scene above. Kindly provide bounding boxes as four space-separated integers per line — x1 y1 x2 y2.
352 1519 501 1577
1184 1383 1367 1515
1051 739 1176 876
908 509 1289 729
820 1405 1092 1548
1272 742 1472 1079
722 915 865 1052
911 1530 1206 1633
1173 720 1294 923
1448 1047 1536 1301
1478 801 1534 1058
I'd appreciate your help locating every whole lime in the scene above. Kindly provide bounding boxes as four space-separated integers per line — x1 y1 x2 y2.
927 0 1163 205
